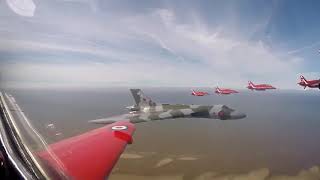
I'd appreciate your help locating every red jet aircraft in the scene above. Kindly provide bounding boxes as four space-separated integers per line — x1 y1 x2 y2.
215 87 239 95
191 89 209 96
37 121 135 180
247 81 276 91
298 75 320 89
0 92 136 180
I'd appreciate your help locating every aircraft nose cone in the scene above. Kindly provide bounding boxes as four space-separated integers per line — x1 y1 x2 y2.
229 111 247 119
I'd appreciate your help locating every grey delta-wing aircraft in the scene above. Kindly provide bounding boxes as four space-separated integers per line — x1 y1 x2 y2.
89 89 246 124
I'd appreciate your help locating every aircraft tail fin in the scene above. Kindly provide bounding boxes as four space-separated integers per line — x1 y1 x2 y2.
248 81 255 87
300 75 308 84
130 89 157 107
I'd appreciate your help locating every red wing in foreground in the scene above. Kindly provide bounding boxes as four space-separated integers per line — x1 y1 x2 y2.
37 121 135 180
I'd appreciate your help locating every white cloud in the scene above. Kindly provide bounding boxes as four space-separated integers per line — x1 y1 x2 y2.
0 8 305 89
0 60 232 89
124 9 303 88
287 41 320 55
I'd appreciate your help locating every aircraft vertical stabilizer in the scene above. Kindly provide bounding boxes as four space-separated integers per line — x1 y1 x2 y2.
130 89 157 107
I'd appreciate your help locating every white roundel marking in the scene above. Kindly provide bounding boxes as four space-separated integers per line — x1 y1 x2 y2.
111 125 127 130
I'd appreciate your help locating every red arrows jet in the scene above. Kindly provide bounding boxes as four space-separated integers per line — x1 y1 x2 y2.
191 89 209 96
215 87 239 95
1 92 135 180
298 75 320 89
247 81 276 91
37 121 135 180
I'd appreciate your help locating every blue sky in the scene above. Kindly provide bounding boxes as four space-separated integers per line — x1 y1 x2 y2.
1 0 320 89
